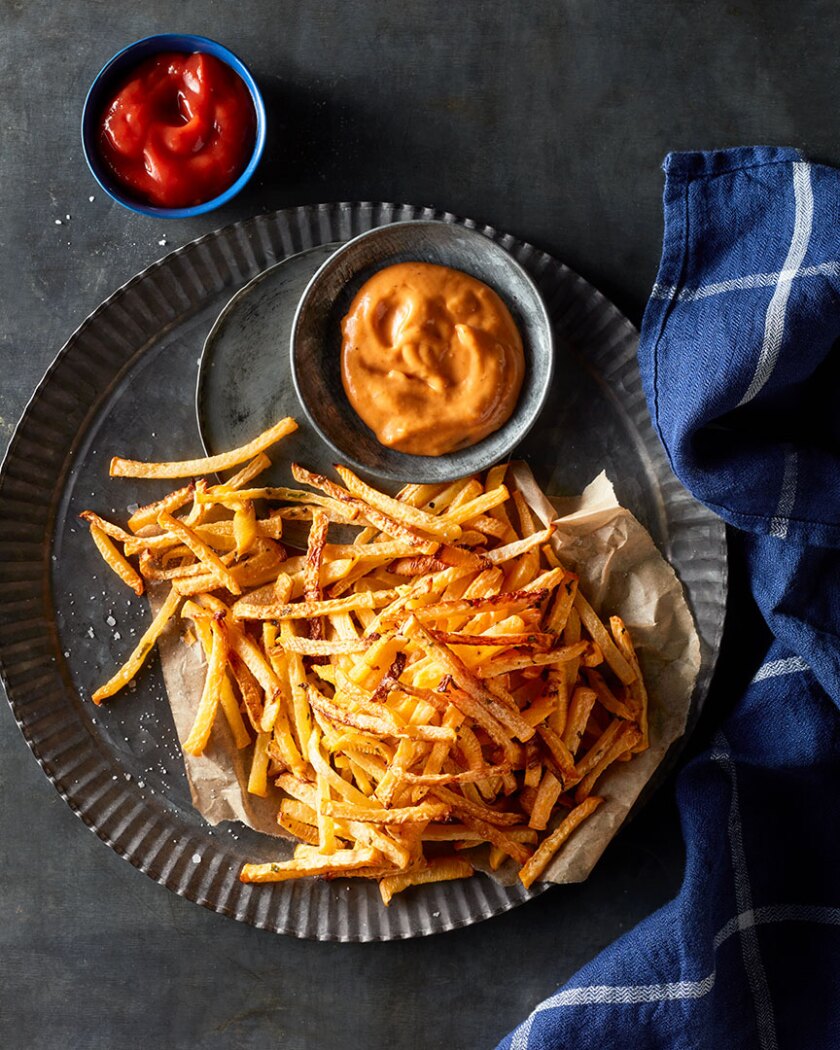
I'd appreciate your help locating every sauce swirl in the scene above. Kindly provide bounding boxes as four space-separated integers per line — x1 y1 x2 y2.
97 52 256 209
340 263 525 456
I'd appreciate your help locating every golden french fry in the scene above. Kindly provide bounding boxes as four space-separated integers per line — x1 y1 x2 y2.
519 796 604 888
574 723 642 803
379 856 474 906
610 617 649 752
574 593 636 685
240 847 381 883
111 417 298 478
87 521 145 595
182 621 228 756
157 510 242 595
127 484 195 533
92 587 181 703
334 464 463 542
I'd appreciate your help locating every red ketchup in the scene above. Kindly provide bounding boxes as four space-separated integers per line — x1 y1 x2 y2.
98 52 256 209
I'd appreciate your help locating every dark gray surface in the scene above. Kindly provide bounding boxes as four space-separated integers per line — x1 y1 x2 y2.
1 2 837 1047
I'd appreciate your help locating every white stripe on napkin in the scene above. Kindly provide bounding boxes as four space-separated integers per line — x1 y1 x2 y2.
507 904 840 1046
710 735 779 1049
751 655 809 683
650 260 840 303
738 162 814 405
769 448 798 539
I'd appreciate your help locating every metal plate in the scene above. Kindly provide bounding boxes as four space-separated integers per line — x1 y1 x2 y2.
0 203 726 941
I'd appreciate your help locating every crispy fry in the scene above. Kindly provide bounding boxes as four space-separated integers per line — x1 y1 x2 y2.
92 587 181 703
87 521 145 595
127 484 195 533
574 593 635 685
240 847 381 883
111 417 298 478
155 510 242 595
574 723 642 803
518 796 604 888
378 856 474 905
247 731 273 796
529 769 564 831
334 464 462 542
231 588 398 621
323 800 450 825
278 635 378 656
232 499 258 557
610 617 649 752
561 686 598 756
182 621 228 755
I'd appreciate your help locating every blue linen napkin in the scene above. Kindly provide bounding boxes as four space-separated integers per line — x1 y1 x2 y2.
496 147 840 1050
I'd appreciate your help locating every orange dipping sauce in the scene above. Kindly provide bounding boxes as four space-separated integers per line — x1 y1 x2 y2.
341 263 525 456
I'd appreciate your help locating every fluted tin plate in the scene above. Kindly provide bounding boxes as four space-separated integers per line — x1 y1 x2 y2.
0 203 726 941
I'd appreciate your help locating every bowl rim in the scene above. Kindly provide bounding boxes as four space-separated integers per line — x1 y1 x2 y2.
290 219 555 482
80 32 266 220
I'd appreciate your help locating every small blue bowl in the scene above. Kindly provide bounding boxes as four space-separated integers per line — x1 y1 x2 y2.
81 33 266 219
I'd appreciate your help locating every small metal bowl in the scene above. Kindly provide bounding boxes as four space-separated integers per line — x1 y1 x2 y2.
81 33 266 220
291 221 554 483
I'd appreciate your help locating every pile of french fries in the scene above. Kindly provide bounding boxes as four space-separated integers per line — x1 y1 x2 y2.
83 416 649 904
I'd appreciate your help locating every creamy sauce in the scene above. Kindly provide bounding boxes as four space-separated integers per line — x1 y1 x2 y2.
340 263 525 456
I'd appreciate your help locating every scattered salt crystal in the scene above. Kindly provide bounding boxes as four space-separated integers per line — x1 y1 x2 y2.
64 650 70 657
158 239 167 246
89 195 95 202
114 631 121 640
192 853 202 864
55 219 62 225
66 214 71 220
124 772 132 781
137 780 145 788
127 502 139 514
87 626 95 638
106 614 116 627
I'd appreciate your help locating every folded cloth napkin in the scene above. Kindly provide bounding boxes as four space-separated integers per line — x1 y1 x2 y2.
496 147 840 1050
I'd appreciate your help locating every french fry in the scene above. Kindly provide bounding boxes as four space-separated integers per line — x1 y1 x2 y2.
247 731 272 796
334 464 462 542
574 724 642 803
240 847 381 883
231 589 398 621
379 856 474 905
87 522 145 595
561 686 598 756
518 796 603 889
111 416 298 478
92 587 181 703
182 621 228 755
232 499 258 557
610 617 649 752
529 769 564 831
127 483 195 533
574 593 636 685
322 800 449 824
156 510 242 595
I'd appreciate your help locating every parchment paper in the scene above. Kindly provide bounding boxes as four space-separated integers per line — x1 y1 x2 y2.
154 463 700 884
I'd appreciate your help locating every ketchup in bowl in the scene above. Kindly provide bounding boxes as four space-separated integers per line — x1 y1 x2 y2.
97 52 256 209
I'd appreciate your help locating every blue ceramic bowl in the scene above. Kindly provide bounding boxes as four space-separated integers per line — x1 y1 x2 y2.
81 33 266 219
